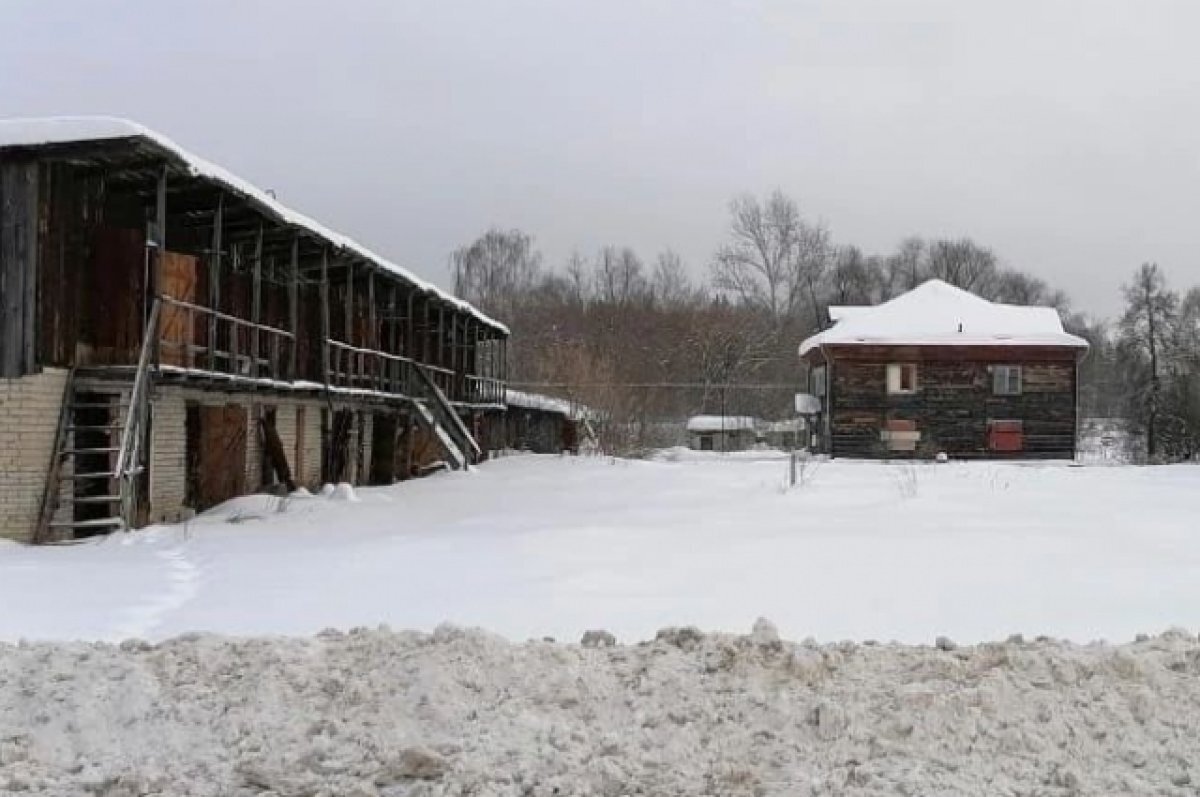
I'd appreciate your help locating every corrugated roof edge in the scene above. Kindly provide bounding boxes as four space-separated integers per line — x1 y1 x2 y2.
0 116 509 336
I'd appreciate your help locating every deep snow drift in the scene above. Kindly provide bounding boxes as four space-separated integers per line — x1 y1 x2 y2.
3 625 1200 796
1 454 1198 644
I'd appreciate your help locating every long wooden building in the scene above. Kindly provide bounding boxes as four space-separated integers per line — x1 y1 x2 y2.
799 280 1089 459
0 118 509 543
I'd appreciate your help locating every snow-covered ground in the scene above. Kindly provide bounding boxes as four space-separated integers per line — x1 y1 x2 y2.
1 452 1197 645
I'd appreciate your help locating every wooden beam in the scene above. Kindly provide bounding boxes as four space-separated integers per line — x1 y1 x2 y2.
320 249 330 385
406 290 415 359
209 195 223 370
344 260 353 344
288 236 299 379
0 159 39 376
251 223 263 377
149 165 167 333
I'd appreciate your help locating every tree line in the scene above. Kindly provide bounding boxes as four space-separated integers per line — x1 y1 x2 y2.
451 190 1199 460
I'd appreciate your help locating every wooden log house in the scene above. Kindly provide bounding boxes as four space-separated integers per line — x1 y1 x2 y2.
799 280 1089 459
0 118 508 543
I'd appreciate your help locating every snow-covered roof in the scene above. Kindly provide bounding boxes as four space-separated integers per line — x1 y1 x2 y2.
0 116 507 335
506 389 592 421
686 415 758 433
799 280 1087 356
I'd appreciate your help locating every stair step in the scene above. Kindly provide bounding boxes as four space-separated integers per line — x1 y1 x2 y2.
69 403 125 411
60 471 117 480
71 495 122 505
62 447 119 455
67 424 124 432
49 517 122 530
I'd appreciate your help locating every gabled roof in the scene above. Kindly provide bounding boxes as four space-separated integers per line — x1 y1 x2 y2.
0 116 507 335
799 279 1087 356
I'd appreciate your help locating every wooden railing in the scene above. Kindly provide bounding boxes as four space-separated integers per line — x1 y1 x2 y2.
326 339 415 395
465 375 505 406
115 299 161 531
157 295 295 382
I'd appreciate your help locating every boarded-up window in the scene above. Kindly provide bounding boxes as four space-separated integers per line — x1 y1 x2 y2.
886 364 918 395
882 418 919 451
158 252 199 367
992 365 1022 395
988 419 1024 451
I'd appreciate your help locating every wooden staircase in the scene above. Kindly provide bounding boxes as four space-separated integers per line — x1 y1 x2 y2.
35 301 159 543
410 363 481 470
36 377 129 541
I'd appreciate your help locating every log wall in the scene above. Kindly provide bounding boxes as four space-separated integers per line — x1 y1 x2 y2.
821 345 1080 459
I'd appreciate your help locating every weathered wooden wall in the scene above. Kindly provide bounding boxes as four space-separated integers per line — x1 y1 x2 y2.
824 345 1079 459
0 159 39 376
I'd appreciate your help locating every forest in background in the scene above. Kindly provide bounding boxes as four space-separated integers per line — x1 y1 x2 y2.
451 191 1200 461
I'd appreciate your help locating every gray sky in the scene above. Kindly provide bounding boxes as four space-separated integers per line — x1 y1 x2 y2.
3 0 1199 318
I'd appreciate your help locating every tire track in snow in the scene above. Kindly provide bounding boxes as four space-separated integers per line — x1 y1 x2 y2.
108 544 200 642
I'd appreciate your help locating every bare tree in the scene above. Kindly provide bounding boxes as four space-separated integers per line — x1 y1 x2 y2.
652 249 696 307
884 236 927 296
926 238 998 294
712 190 830 326
594 246 647 305
450 228 542 323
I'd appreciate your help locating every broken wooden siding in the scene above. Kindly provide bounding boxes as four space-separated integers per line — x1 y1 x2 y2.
822 345 1079 459
0 159 39 376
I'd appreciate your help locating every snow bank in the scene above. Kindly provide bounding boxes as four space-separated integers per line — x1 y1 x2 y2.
2 625 1199 795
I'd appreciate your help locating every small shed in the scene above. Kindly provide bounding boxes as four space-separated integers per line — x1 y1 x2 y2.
505 390 593 454
686 415 758 452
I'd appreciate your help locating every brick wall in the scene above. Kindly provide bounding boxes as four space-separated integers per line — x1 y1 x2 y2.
147 388 333 521
0 368 69 543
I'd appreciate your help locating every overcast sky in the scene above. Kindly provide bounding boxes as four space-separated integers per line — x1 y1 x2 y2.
3 0 1199 318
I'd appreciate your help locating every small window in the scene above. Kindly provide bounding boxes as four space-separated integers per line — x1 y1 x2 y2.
886 363 918 395
993 365 1022 395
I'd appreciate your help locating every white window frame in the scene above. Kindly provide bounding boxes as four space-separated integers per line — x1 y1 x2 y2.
886 363 918 395
992 365 1022 396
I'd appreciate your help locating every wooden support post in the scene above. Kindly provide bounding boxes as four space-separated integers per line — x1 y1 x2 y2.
367 270 377 390
389 284 399 393
406 291 415 359
344 261 353 343
251 224 263 378
288 236 299 379
422 297 431 364
148 166 167 339
321 249 331 385
437 305 445 370
209 195 223 371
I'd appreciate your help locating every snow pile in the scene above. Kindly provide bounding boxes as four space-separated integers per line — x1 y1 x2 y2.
0 116 507 335
685 415 758 432
800 279 1088 354
2 625 1199 795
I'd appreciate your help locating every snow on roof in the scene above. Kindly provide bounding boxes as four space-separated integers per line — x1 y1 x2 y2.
0 116 507 335
799 280 1087 356
506 389 592 420
686 415 758 433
